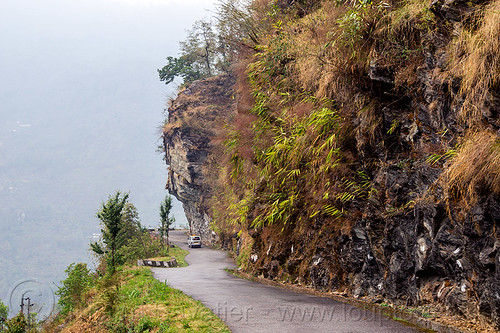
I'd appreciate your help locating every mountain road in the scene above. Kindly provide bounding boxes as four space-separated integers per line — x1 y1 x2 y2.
152 230 423 333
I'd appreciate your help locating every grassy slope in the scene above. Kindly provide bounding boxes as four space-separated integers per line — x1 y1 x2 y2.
146 244 190 267
49 267 229 333
45 243 228 333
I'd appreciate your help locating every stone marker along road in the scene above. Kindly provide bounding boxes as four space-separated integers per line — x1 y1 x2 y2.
152 230 423 333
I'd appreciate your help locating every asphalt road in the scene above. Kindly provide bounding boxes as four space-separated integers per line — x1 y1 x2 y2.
152 230 422 333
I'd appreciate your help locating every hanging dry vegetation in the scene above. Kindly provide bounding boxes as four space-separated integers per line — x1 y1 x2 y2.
443 130 500 207
450 0 500 125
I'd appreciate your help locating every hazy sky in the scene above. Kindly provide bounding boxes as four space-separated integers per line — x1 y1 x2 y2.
0 0 218 118
0 0 219 221
0 0 219 305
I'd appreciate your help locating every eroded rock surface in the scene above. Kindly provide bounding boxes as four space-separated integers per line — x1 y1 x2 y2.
163 74 236 242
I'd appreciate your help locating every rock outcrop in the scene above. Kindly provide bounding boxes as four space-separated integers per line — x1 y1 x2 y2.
162 74 236 243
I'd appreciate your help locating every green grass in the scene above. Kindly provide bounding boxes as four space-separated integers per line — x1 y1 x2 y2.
109 267 230 332
50 267 231 332
48 257 228 332
146 245 190 267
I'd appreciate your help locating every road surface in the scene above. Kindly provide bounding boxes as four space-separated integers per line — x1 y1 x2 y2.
152 230 423 333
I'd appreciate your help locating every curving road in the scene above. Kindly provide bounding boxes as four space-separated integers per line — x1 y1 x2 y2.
152 230 423 333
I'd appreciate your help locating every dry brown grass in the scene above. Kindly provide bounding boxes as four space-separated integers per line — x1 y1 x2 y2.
372 0 436 87
289 101 314 120
293 2 373 103
293 4 342 98
375 0 433 46
60 307 109 333
248 0 378 114
450 0 500 124
443 130 500 206
131 304 169 325
355 97 382 149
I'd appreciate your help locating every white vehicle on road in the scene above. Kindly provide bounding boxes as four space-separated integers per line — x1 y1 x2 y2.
188 235 202 248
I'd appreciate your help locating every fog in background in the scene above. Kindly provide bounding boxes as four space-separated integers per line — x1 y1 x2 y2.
0 0 217 305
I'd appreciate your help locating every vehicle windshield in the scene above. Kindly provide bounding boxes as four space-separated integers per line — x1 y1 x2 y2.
192 237 200 240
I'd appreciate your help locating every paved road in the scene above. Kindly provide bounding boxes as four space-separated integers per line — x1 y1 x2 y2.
152 230 422 333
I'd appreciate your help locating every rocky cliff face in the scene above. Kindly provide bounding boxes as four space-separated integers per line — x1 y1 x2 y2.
240 3 500 328
162 0 500 329
162 74 236 242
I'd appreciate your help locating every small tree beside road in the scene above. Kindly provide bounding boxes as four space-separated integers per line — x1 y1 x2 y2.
159 195 175 254
91 191 129 274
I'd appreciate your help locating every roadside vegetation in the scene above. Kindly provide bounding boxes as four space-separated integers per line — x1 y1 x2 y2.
0 301 9 331
207 0 439 241
159 195 176 255
0 191 227 332
44 191 226 332
146 245 190 268
42 267 229 333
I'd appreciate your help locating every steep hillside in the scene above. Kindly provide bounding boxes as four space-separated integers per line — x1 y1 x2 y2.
162 0 500 330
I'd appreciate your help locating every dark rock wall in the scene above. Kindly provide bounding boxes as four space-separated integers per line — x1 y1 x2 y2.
240 3 500 326
242 25 500 327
